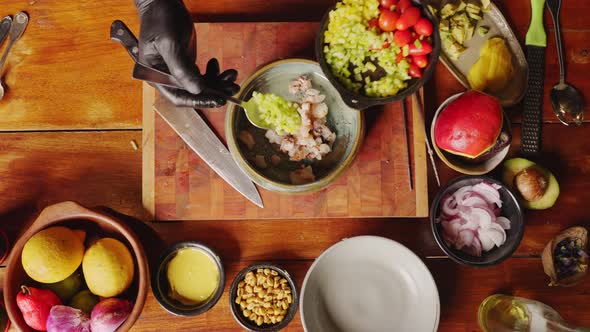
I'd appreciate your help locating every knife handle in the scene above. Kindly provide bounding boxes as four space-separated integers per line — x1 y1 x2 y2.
110 20 140 63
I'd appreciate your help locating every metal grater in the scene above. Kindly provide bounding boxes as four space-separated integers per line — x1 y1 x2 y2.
521 0 547 156
521 46 546 155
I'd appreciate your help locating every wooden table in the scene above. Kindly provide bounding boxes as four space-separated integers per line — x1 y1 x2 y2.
1 0 589 331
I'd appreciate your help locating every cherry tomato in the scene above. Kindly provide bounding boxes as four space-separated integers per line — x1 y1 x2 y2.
380 0 397 10
396 0 412 13
378 10 399 32
409 40 433 55
393 29 412 46
408 62 422 78
412 54 428 68
413 17 433 36
395 6 421 30
367 18 380 30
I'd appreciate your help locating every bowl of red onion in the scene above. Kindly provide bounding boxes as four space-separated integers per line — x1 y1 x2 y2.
430 176 524 267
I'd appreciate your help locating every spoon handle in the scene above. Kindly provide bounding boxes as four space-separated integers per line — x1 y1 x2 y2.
546 0 565 84
0 16 12 46
0 12 28 73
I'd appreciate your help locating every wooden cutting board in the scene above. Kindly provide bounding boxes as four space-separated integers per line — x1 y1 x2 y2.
142 22 428 220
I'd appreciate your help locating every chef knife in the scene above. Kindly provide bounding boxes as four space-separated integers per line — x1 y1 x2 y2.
0 16 11 47
154 96 264 208
110 20 264 208
521 0 547 155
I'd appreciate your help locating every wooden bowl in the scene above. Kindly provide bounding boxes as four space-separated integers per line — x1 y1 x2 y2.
3 201 149 332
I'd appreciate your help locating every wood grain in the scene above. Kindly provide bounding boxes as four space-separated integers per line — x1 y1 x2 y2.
146 23 428 220
0 1 141 131
0 131 144 244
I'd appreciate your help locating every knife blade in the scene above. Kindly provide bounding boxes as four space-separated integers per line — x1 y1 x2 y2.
521 0 547 156
0 16 12 47
111 20 263 208
154 95 263 208
133 62 183 89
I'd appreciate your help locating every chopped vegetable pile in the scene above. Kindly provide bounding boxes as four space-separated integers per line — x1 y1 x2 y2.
553 238 588 279
431 0 491 60
323 0 434 97
438 182 511 257
250 92 301 135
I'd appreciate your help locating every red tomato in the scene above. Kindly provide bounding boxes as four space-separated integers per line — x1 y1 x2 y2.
413 17 433 36
380 0 397 10
396 0 412 13
367 18 379 30
408 62 422 78
378 10 399 32
393 29 412 46
412 54 428 68
409 40 433 55
395 6 421 30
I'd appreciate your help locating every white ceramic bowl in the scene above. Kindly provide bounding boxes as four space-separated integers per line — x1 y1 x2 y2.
300 236 439 332
431 92 511 175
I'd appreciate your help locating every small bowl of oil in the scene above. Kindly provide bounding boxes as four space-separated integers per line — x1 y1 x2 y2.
152 241 225 316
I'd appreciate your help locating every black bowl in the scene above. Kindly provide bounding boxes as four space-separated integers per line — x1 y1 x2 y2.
430 176 525 267
229 263 299 332
151 241 225 316
316 0 441 110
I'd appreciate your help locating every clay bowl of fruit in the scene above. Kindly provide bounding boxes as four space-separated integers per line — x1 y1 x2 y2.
316 0 441 110
431 90 511 175
430 176 524 267
3 201 148 332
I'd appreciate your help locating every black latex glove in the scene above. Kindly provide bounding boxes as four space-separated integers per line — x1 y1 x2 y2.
135 0 240 108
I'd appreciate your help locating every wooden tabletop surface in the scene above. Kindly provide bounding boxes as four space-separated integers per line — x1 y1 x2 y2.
1 0 589 331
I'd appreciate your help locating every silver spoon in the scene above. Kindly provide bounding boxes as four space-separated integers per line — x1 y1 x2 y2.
0 16 11 46
546 0 584 126
0 12 29 101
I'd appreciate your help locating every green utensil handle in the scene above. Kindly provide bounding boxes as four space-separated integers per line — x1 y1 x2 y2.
526 0 547 47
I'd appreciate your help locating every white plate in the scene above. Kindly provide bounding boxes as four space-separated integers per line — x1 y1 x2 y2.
300 236 440 332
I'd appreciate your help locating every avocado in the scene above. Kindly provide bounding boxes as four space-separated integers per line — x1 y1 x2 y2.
477 25 490 36
502 158 560 210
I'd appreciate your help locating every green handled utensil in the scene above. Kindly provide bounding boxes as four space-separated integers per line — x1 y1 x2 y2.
521 0 547 155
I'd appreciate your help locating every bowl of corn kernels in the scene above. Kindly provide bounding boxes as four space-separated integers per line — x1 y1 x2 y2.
229 264 298 331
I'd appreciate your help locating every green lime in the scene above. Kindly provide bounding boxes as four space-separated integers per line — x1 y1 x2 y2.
69 290 100 314
42 271 83 302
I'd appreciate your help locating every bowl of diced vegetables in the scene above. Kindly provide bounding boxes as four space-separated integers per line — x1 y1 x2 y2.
316 0 441 110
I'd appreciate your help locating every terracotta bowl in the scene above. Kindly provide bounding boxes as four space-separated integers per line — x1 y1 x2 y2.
3 201 149 332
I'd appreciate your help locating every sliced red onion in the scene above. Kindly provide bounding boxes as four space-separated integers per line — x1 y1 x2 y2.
456 230 475 249
472 182 502 208
441 194 459 217
438 183 511 257
495 216 511 230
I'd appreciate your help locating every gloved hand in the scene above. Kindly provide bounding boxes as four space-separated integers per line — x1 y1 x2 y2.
135 0 239 108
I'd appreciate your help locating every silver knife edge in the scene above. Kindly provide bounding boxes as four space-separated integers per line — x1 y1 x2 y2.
153 97 264 208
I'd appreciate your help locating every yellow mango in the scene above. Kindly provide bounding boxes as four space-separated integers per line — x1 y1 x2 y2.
468 37 513 93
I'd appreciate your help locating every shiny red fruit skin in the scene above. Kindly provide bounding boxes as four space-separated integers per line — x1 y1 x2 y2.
378 10 400 32
396 0 412 13
408 62 422 78
434 91 504 158
396 6 421 30
414 17 433 36
409 40 433 55
16 286 62 331
393 29 412 46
